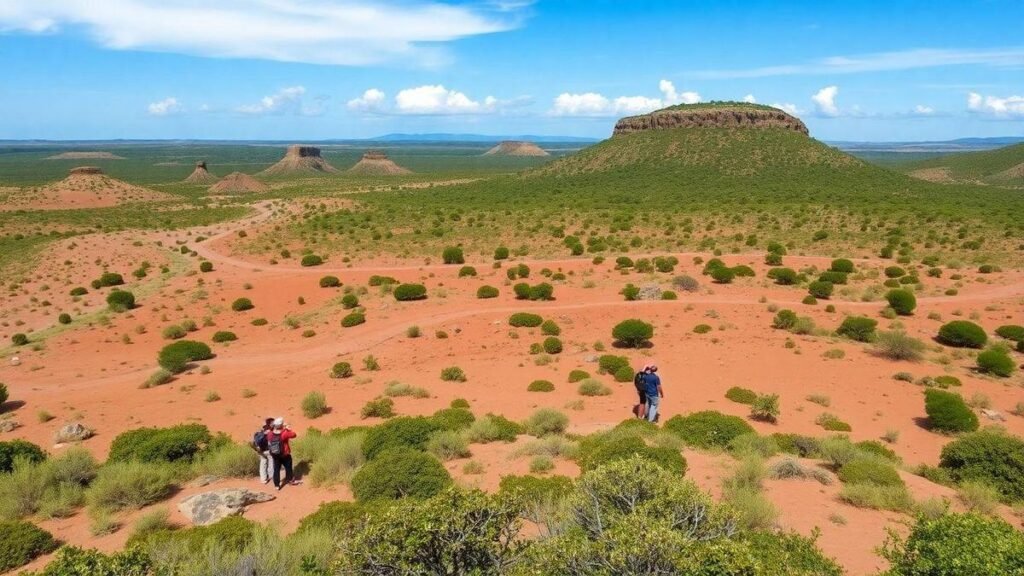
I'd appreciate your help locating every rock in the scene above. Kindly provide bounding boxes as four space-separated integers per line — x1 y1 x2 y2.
584 354 598 363
981 409 1005 421
54 422 94 443
178 488 275 526
613 104 808 136
0 419 20 433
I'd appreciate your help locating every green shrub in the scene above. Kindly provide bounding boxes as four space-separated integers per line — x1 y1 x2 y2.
318 275 341 288
301 254 323 267
540 319 561 336
750 394 780 423
108 424 213 463
838 457 904 487
211 331 237 343
0 520 58 572
807 280 833 299
198 261 214 273
725 387 758 404
513 282 532 300
194 443 259 479
341 293 359 309
884 266 906 278
297 501 366 536
442 246 464 265
94 272 124 288
881 513 1024 575
578 436 686 475
873 331 926 361
69 286 88 296
568 369 590 383
157 340 213 373
228 296 254 311
426 430 471 461
767 267 797 285
995 325 1024 341
597 355 630 374
476 285 499 299
837 316 877 342
350 448 451 502
940 429 1024 502
362 417 441 459
815 413 852 432
710 266 735 284
0 440 46 474
106 290 135 312
302 391 328 419
499 474 573 501
925 389 978 433
664 411 755 449
528 380 555 392
818 271 847 285
57 312 72 325
542 336 563 354
330 362 353 378
465 414 522 443
368 275 398 287
693 324 712 334
830 259 855 273
524 409 569 437
393 283 427 301
86 461 176 511
341 311 366 327
440 366 467 382
161 324 186 340
528 283 554 301
772 309 797 330
839 483 913 512
430 407 476 431
612 319 654 348
977 348 1015 377
577 379 611 397
360 397 395 419
937 321 987 348
509 312 543 328
885 289 917 315
855 440 900 463
493 246 509 260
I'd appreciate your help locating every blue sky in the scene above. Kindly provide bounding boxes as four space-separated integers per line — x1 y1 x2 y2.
1 0 1022 141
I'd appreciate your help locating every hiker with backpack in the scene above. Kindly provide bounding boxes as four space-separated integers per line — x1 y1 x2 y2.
633 366 650 418
644 365 663 423
252 417 273 484
266 417 300 490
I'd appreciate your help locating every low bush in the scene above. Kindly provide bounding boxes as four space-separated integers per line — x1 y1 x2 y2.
598 355 630 374
361 417 441 459
523 409 569 437
368 275 398 287
710 266 735 284
108 423 213 463
194 442 259 479
350 448 451 502
568 369 590 383
199 261 213 273
881 513 1024 575
0 520 58 572
341 312 366 327
818 271 847 285
57 312 72 324
539 319 561 336
426 430 470 461
977 348 1015 377
937 320 987 348
885 289 917 315
750 394 780 423
86 461 176 511
0 440 46 473
873 331 926 361
830 259 855 274
93 272 124 288
673 275 699 292
300 254 323 267
664 411 755 449
725 386 758 404
528 380 555 392
330 362 353 379
838 457 904 487
465 414 522 443
297 501 367 536
302 391 328 419
230 297 254 312
457 266 477 278
771 309 797 330
106 290 136 312
924 389 978 433
808 280 833 299
815 413 852 432
837 316 877 342
161 324 186 340
476 285 499 299
157 340 212 374
767 267 798 285
211 331 237 343
319 275 341 288
577 379 611 397
431 407 475 431
995 324 1024 341
440 366 467 382
940 429 1024 502
508 313 543 328
442 246 464 265
493 246 509 260
884 266 906 278
839 483 913 512
612 319 654 348
69 286 88 296
393 283 427 301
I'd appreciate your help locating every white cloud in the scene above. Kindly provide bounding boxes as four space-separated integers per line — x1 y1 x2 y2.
0 0 526 67
770 103 800 116
147 97 182 116
913 104 935 115
811 85 839 117
967 92 1024 118
347 89 387 113
743 94 757 103
550 80 701 117
236 86 322 116
692 47 1024 79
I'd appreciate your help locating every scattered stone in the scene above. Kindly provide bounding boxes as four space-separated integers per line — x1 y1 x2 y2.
54 422 94 443
178 488 276 526
0 420 21 433
584 354 598 363
981 409 1005 421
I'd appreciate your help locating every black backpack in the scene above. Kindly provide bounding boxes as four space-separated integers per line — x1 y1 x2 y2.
633 371 646 392
252 430 268 452
267 432 283 456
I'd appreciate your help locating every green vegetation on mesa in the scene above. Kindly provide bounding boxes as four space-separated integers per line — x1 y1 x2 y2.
902 142 1024 186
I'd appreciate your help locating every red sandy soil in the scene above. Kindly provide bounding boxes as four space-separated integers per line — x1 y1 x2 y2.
2 173 173 211
3 205 1023 574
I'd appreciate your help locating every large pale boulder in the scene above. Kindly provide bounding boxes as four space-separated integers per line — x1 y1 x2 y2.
178 488 275 526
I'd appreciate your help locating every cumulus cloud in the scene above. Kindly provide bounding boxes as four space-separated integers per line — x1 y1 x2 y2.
967 92 1024 118
147 97 182 116
743 94 757 103
770 103 801 116
0 0 526 67
811 85 840 117
236 86 322 116
550 80 701 117
913 104 935 115
347 85 526 115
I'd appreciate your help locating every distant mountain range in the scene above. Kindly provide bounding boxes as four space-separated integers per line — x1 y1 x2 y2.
830 136 1024 153
367 133 599 143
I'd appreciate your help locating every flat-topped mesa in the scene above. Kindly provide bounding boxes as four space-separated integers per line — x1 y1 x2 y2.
258 144 339 175
613 103 809 136
69 166 104 176
184 161 218 184
361 150 390 161
483 141 550 157
348 150 412 175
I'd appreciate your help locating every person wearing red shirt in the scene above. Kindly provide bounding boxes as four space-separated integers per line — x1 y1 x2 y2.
266 417 299 490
